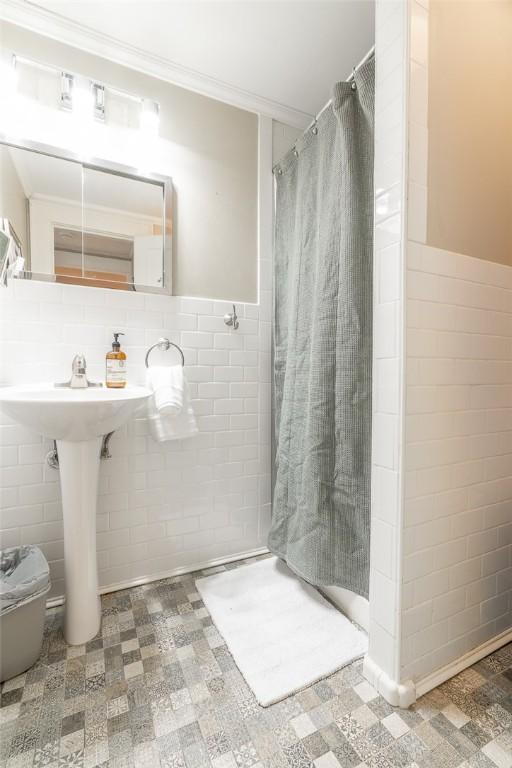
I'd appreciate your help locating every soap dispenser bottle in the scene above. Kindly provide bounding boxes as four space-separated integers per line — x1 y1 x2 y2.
106 332 127 388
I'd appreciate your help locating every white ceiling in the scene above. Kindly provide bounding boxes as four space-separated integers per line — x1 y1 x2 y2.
25 0 375 119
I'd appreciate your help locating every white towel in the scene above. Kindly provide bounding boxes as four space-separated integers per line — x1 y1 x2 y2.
146 365 184 415
146 368 198 443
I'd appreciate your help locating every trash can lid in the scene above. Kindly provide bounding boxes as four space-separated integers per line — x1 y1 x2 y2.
0 545 50 615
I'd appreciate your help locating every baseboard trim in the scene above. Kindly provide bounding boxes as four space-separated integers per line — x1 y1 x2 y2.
415 626 512 698
362 655 416 708
363 626 512 708
46 546 270 609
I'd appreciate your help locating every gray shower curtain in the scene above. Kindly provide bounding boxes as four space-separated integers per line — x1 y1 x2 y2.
269 58 374 599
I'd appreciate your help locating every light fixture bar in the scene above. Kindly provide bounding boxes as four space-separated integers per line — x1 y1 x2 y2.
6 49 160 133
14 51 148 109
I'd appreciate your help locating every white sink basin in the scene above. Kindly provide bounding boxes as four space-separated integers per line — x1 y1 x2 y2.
0 384 150 441
0 382 151 646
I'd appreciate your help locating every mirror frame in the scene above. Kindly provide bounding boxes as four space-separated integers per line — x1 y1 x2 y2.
0 134 173 295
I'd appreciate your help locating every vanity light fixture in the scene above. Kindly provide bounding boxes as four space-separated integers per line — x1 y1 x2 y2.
8 49 160 134
61 73 101 123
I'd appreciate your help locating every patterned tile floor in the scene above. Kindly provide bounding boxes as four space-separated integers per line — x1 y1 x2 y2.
1 555 511 768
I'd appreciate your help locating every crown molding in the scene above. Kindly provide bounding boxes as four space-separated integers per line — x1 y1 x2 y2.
0 0 313 130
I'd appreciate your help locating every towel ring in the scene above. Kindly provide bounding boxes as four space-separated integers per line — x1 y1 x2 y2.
145 337 185 368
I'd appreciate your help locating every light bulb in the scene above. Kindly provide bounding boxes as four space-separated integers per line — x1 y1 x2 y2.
73 77 94 122
140 99 159 136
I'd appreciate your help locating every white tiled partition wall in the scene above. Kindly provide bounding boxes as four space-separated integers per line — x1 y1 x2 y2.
365 0 512 706
363 0 413 707
402 0 512 693
403 245 512 688
0 283 272 601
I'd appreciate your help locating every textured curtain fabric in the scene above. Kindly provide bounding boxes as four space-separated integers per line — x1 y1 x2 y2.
269 58 374 598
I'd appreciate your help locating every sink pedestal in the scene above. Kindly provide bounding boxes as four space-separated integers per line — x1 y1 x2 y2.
0 384 151 648
57 437 102 645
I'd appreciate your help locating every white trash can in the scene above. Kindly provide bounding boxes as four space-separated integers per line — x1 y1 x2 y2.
0 545 51 682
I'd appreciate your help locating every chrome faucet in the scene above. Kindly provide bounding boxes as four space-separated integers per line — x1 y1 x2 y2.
70 354 88 388
55 354 102 389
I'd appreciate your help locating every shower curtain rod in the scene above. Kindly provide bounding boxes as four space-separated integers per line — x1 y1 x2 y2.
304 44 375 134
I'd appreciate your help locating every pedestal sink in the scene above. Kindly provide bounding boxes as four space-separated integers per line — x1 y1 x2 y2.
0 384 151 645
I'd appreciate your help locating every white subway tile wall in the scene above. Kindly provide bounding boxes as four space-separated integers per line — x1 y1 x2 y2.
0 279 272 599
367 0 408 684
401 0 512 686
402 245 512 681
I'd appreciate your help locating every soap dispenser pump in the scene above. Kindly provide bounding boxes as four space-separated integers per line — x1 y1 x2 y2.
106 332 126 389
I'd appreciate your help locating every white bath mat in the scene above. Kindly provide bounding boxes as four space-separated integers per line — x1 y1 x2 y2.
195 556 368 706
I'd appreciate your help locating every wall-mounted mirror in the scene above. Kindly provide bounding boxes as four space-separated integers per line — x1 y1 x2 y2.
0 140 172 293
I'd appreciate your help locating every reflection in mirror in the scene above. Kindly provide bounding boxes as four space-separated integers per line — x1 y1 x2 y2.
0 141 172 293
54 228 135 290
83 167 165 289
0 144 83 275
